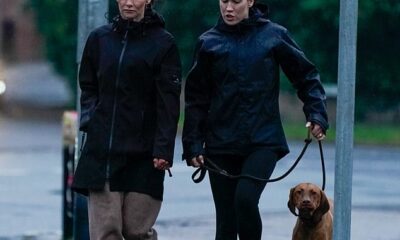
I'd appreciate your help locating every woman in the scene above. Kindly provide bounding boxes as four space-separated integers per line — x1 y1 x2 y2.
72 0 181 239
182 0 328 239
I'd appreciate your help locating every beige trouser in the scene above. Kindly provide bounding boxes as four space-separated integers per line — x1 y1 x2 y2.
88 183 161 240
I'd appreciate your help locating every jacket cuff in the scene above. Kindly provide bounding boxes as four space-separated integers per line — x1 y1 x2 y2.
308 113 329 133
182 142 205 165
153 149 174 167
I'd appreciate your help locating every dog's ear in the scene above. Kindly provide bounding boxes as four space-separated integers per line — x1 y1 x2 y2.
312 190 330 222
288 187 298 216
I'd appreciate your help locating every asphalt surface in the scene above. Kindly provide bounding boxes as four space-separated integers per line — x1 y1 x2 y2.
0 62 399 240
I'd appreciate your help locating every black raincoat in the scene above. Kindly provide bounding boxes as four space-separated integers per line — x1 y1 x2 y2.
182 4 328 162
72 8 181 199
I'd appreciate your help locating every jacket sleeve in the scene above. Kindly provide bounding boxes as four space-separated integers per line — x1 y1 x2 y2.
275 29 329 132
79 32 99 132
182 39 211 162
152 41 182 165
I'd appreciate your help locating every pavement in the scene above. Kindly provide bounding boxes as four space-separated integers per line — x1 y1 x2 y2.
156 142 400 240
0 61 399 240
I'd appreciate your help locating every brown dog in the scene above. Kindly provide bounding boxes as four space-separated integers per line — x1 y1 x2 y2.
288 183 333 240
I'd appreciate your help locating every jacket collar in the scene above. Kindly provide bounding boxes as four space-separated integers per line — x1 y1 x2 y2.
216 3 270 33
112 7 165 36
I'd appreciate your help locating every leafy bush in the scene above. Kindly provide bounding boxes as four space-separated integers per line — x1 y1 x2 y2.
29 0 400 119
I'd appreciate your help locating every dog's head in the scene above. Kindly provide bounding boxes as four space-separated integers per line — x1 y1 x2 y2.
288 183 330 223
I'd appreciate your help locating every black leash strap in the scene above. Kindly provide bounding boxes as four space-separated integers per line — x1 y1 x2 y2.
192 137 326 191
318 140 326 191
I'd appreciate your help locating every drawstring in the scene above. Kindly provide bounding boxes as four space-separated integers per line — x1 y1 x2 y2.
167 169 172 177
192 130 327 191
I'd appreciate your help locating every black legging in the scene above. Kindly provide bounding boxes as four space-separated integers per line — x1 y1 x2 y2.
208 149 278 240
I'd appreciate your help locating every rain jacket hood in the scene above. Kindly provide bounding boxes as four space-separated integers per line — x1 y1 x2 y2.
112 7 166 35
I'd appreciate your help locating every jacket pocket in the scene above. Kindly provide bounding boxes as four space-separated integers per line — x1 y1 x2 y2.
159 66 181 92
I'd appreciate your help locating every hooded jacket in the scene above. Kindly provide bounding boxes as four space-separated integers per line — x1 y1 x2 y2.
72 8 181 196
182 4 328 161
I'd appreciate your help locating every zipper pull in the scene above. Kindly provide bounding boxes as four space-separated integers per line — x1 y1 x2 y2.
122 30 128 44
79 132 86 153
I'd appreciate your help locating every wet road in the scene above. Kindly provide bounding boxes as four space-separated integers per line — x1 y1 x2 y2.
0 115 63 239
159 140 400 240
0 113 399 240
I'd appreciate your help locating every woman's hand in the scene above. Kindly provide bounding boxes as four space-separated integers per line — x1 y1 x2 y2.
306 122 326 141
153 158 170 170
190 155 204 168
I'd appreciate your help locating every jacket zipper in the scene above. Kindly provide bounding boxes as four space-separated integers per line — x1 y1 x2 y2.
106 29 129 179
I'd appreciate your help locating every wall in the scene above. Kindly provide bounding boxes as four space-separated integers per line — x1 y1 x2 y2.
0 0 43 63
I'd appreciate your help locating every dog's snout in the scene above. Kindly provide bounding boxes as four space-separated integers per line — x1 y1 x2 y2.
302 199 311 204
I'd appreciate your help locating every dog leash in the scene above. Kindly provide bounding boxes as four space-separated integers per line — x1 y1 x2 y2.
192 130 326 191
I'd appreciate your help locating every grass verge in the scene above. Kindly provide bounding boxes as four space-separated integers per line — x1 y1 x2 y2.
283 122 400 146
178 116 400 146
